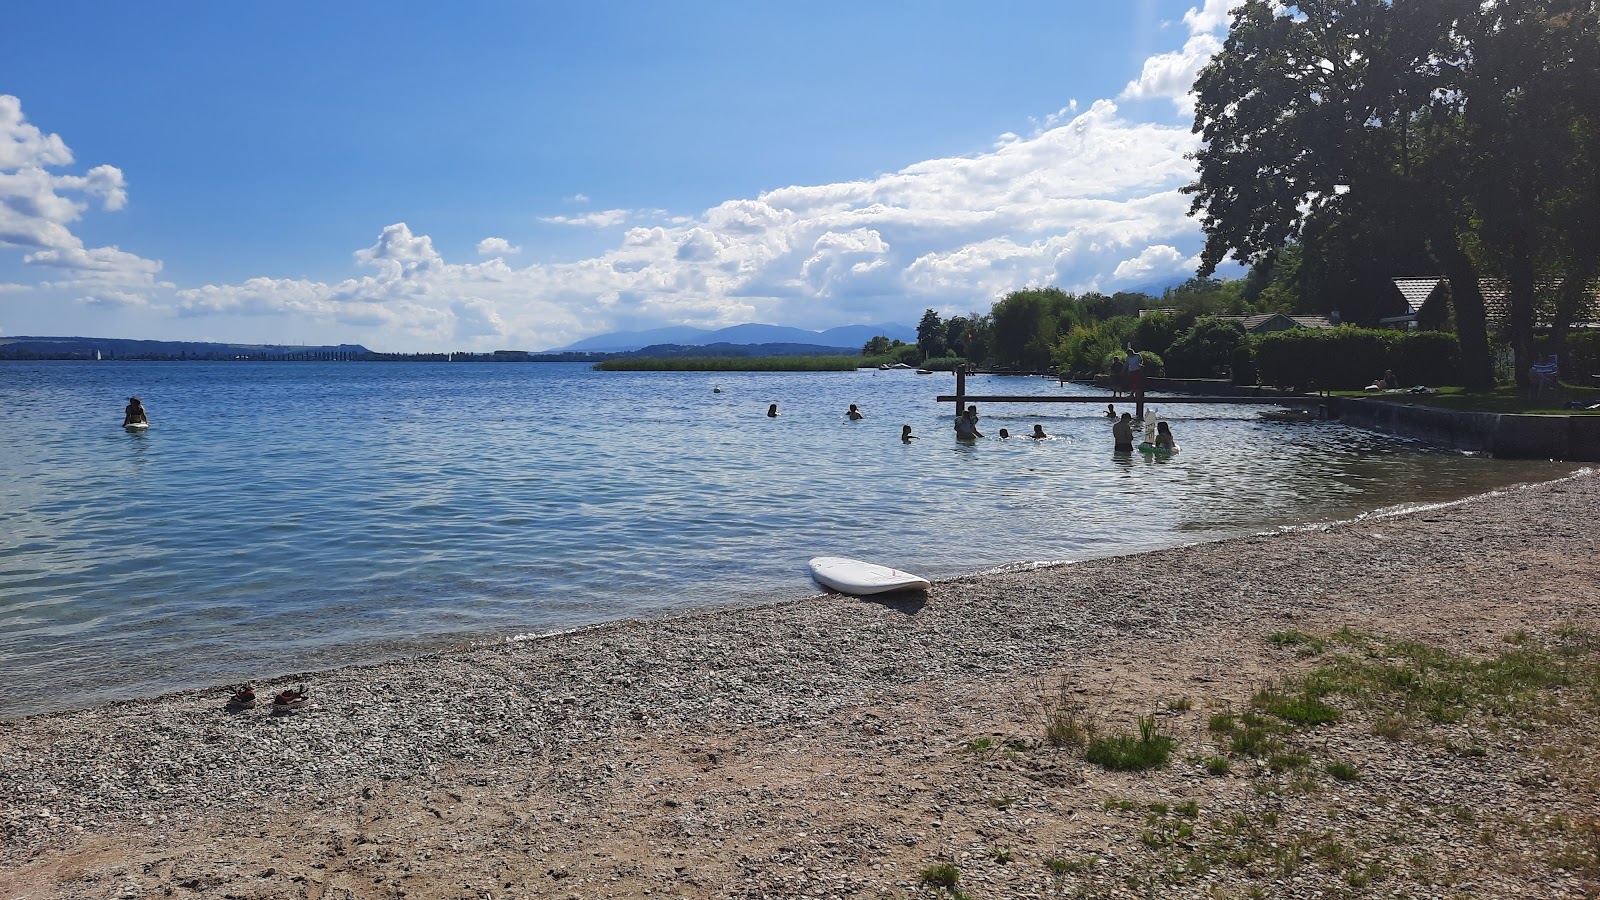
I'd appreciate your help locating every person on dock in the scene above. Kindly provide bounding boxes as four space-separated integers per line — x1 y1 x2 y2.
122 396 148 427
1153 421 1176 451
767 403 779 417
1109 355 1126 398
1112 412 1135 452
1031 424 1048 439
901 424 917 442
846 404 864 420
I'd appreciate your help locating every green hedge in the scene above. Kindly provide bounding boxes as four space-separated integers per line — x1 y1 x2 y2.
1248 328 1460 391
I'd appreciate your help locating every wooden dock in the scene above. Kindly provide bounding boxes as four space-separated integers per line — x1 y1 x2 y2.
939 370 1320 418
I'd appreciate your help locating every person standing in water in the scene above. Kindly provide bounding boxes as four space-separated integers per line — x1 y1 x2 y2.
767 403 779 417
123 396 148 427
1112 412 1135 452
901 425 917 442
1031 424 1048 439
846 404 864 420
954 408 983 440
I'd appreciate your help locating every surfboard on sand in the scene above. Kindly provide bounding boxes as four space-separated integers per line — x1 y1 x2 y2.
808 556 931 596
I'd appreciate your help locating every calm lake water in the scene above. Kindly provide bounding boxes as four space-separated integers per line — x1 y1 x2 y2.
0 361 1576 717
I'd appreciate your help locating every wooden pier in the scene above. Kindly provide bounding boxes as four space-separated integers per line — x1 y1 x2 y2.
939 369 1320 418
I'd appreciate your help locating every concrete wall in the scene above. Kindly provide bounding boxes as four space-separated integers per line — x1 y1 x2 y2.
1333 397 1600 461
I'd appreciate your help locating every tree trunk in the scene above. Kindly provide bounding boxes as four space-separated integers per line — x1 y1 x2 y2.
1437 237 1496 391
1507 235 1537 388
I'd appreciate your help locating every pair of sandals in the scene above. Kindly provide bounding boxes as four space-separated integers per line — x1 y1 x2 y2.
226 684 308 713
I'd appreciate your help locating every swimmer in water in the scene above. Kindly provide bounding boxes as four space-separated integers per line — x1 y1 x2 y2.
1031 424 1047 439
767 403 779 417
847 403 864 420
901 424 917 442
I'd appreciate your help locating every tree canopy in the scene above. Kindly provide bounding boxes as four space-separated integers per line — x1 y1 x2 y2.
1185 0 1600 389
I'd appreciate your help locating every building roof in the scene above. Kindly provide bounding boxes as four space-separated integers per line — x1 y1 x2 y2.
1389 277 1600 326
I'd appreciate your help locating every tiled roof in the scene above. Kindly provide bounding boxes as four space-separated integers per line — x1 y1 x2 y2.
1390 277 1600 325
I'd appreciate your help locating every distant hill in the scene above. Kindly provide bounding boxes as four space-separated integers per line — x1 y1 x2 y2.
623 341 858 359
0 336 372 361
550 322 916 353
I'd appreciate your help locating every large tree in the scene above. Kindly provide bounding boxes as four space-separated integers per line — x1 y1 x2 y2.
1184 0 1600 390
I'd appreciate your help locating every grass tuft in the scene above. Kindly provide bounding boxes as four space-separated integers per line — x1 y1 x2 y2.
1085 716 1175 771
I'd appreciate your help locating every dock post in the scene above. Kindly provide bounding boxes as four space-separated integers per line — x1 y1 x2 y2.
955 367 966 419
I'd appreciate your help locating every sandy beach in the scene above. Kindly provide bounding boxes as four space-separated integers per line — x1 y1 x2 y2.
4 470 1599 899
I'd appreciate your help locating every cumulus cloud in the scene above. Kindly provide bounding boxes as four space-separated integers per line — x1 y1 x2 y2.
170 92 1214 349
1112 244 1199 281
38 5 1244 350
1183 0 1239 35
1120 33 1222 115
477 236 521 256
0 94 163 303
0 282 29 293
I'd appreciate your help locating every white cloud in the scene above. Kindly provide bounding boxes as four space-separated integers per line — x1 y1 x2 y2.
0 95 71 170
540 209 638 228
477 236 521 256
1120 33 1222 115
78 290 150 308
0 282 29 293
23 13 1244 351
1183 0 1239 35
0 94 163 304
566 193 589 203
1112 244 1198 281
168 93 1212 350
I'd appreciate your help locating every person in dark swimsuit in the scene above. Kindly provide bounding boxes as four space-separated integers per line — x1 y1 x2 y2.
123 397 148 426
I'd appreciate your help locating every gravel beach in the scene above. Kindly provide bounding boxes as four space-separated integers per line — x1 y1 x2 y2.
4 470 1598 899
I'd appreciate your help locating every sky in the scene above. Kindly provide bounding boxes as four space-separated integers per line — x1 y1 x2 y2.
0 0 1241 352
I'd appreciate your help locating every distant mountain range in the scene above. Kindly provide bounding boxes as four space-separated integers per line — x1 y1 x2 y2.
551 322 917 353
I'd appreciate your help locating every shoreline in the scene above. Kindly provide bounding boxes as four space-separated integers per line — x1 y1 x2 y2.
4 471 1599 897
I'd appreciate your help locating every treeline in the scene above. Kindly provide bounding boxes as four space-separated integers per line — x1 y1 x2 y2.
859 279 1275 375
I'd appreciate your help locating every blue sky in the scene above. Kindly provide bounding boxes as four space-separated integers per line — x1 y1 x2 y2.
1 1 1239 351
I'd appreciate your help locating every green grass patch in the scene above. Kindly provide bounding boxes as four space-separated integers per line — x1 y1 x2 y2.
1268 630 1329 655
1044 856 1095 875
1326 760 1361 781
920 862 961 888
1084 716 1175 771
1251 683 1342 726
1202 755 1231 775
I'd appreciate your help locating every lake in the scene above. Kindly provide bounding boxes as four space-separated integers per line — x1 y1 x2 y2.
0 361 1575 717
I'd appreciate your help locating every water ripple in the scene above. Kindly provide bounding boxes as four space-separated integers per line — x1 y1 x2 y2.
0 361 1575 717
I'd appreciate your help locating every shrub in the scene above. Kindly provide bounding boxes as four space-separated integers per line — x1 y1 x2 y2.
1254 327 1391 390
1165 318 1247 378
1392 331 1458 386
920 356 969 372
1231 342 1258 385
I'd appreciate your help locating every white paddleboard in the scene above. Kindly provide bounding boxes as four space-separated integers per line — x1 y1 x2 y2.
808 556 931 596
124 422 149 432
